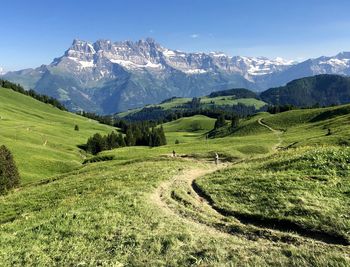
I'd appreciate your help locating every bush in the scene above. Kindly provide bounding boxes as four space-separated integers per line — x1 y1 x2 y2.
74 124 79 131
175 139 180 144
0 145 20 194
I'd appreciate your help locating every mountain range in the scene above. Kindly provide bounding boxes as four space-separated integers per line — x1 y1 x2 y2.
2 38 350 114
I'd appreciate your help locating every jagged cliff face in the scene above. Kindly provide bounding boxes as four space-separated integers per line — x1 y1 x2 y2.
2 38 350 114
51 38 293 83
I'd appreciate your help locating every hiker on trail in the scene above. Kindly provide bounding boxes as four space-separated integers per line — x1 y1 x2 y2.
172 150 176 157
214 152 219 165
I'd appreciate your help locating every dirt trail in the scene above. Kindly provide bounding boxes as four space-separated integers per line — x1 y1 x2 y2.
258 118 283 150
151 159 349 246
150 118 350 246
150 163 231 238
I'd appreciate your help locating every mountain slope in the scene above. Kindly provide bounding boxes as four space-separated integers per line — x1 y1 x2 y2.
0 87 114 184
3 39 350 114
1 39 292 113
260 74 350 107
259 52 350 88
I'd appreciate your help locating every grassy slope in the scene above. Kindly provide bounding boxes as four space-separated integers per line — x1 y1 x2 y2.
1 104 350 265
162 115 215 144
197 104 350 244
260 104 350 147
0 88 114 184
118 96 266 117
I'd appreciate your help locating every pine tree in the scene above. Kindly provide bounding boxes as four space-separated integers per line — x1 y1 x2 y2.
159 125 167 145
117 133 126 147
0 145 20 194
106 131 119 149
86 133 106 155
231 115 239 129
149 127 167 147
214 114 226 129
125 129 135 146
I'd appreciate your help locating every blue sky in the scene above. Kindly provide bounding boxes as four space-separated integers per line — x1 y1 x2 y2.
2 0 350 70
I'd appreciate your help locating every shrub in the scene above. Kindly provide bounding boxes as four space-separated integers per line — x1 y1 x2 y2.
175 139 180 144
74 124 79 131
0 145 20 194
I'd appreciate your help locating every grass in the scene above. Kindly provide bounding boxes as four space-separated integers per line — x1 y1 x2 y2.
197 146 350 243
161 115 215 144
1 154 349 266
1 97 350 266
0 88 114 184
259 104 350 148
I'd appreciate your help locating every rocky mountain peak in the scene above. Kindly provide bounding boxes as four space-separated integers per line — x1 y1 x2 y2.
3 37 350 114
335 51 350 60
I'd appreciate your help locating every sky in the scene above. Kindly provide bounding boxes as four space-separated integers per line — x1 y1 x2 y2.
1 0 350 70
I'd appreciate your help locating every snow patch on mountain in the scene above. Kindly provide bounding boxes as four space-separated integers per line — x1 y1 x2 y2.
79 60 94 68
0 67 6 75
319 58 350 67
109 59 162 70
162 49 176 57
184 69 207 74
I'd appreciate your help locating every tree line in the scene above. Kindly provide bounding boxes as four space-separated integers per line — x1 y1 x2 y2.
267 104 296 114
214 114 239 130
86 122 167 155
0 79 67 111
266 103 329 114
120 102 259 124
77 97 263 130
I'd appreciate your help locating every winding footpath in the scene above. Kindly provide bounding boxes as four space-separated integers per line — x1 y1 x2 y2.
150 119 349 246
258 118 283 150
150 165 232 238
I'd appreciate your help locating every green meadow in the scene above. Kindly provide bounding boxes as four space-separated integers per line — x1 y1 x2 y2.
1 88 350 266
0 88 114 184
117 95 266 118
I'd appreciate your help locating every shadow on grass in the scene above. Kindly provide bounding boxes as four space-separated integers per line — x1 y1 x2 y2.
192 180 349 246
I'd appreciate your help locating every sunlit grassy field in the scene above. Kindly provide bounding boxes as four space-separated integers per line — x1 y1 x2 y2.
0 88 114 184
1 92 350 266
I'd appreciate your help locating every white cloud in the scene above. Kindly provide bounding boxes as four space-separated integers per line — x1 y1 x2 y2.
190 33 199 39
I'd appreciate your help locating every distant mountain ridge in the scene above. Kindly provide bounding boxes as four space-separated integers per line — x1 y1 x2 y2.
260 74 350 107
121 74 350 121
2 38 350 114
